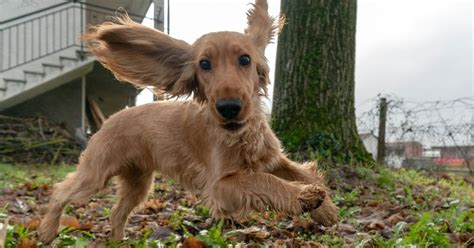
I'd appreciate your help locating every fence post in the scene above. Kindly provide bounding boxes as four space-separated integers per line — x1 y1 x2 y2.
377 97 388 164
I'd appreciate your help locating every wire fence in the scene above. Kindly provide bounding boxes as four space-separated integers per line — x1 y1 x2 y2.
357 94 473 173
357 94 473 148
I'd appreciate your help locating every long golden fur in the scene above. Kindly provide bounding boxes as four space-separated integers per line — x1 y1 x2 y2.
39 0 338 243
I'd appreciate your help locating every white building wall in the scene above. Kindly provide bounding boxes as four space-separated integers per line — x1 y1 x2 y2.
0 0 64 22
361 134 378 160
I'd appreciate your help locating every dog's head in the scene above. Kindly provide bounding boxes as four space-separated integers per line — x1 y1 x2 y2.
83 0 279 131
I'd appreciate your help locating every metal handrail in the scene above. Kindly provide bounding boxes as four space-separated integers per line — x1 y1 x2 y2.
0 1 157 72
0 1 71 25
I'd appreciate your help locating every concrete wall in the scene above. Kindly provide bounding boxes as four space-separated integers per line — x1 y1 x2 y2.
3 62 139 139
86 61 138 117
3 78 83 133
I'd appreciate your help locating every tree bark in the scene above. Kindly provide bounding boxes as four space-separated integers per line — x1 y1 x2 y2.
272 0 372 165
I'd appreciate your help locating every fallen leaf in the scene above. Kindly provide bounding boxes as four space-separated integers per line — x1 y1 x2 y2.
366 200 380 207
150 225 173 240
292 217 312 232
273 240 286 247
385 213 403 226
60 216 80 229
449 232 474 245
24 182 36 191
80 220 93 230
306 241 327 248
18 238 37 248
182 236 203 248
229 226 270 242
254 231 270 239
88 202 100 209
26 218 41 230
365 221 385 231
337 223 357 234
41 184 49 191
270 229 294 239
145 199 166 211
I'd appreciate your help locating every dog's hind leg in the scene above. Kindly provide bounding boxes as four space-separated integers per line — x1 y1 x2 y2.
38 165 111 244
110 168 154 240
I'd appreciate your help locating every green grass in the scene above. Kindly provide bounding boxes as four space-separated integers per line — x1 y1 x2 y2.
375 168 396 190
332 167 474 247
0 163 74 189
197 219 228 247
0 163 472 247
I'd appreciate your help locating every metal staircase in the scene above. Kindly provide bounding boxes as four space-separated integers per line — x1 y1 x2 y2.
0 0 160 140
0 0 154 111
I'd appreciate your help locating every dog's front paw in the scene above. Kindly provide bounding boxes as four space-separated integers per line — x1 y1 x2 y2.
298 184 326 212
310 197 339 226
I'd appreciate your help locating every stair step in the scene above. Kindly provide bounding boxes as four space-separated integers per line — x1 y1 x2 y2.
4 78 27 84
0 87 6 91
59 56 79 62
24 70 46 76
42 63 64 69
76 49 92 59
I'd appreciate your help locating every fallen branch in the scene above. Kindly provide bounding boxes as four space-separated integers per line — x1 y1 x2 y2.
0 115 81 164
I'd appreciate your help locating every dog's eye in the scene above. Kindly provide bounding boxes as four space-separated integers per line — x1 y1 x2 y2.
239 55 251 66
199 59 211 71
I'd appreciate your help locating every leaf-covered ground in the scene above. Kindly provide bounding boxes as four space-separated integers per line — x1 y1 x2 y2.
0 163 473 247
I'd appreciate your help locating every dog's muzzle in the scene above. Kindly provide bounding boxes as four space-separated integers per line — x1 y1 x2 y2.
222 122 244 131
216 99 241 119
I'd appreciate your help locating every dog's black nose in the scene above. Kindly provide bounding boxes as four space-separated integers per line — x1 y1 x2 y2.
216 99 241 119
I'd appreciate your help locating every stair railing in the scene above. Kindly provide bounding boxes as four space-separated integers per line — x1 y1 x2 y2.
0 0 156 72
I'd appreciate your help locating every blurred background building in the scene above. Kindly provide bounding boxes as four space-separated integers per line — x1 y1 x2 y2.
0 0 164 143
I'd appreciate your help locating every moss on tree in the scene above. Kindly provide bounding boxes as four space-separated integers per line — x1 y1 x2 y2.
271 0 373 166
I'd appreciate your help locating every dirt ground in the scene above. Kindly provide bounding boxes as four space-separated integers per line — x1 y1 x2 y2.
0 164 473 247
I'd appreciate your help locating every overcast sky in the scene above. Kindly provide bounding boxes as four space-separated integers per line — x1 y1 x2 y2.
139 0 473 116
356 0 472 111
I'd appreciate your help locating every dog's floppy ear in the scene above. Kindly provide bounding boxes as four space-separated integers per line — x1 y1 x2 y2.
245 0 279 54
83 15 203 101
245 0 283 96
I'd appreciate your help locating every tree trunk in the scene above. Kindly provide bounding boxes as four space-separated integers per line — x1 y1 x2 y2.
272 0 372 165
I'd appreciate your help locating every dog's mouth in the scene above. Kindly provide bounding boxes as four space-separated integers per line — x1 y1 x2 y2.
222 121 245 131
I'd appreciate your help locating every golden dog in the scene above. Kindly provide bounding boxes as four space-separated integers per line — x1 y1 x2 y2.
39 0 338 243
